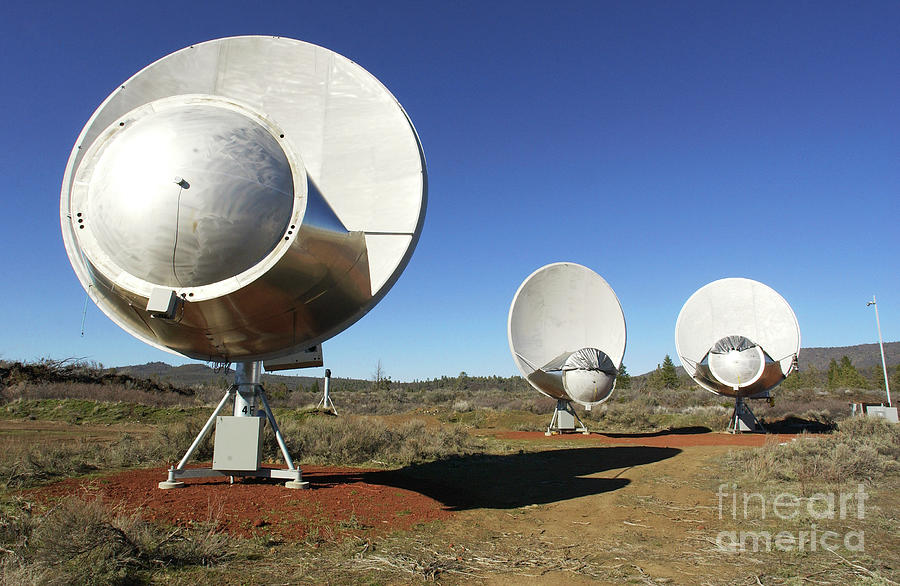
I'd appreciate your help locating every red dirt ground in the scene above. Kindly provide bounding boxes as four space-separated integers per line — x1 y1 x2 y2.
28 465 452 542
26 431 800 543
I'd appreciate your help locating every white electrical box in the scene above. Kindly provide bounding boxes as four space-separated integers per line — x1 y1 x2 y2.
213 416 264 471
865 406 899 423
146 288 179 319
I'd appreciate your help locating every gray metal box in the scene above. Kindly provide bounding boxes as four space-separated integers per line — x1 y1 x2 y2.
263 344 324 370
865 406 899 423
213 416 264 471
556 409 576 430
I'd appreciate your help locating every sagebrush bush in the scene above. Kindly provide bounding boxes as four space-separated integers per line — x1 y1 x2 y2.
0 422 211 490
0 496 231 585
0 412 479 490
267 416 481 466
1 440 104 490
723 416 900 487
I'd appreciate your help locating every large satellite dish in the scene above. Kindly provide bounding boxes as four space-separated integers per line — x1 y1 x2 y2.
675 278 800 432
60 36 426 487
508 263 626 434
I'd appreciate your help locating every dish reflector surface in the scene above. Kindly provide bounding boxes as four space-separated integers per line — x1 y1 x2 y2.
61 36 426 363
675 278 800 397
508 263 626 405
76 100 294 288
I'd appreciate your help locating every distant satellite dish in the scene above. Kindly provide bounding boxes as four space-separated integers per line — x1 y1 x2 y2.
61 35 426 365
675 278 800 431
508 263 626 434
59 36 426 488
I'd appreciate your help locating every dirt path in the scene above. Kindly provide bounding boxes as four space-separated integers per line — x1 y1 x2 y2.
466 444 741 584
395 436 754 584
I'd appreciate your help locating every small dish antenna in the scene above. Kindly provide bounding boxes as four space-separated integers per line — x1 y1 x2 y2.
675 278 800 432
508 263 626 434
60 36 426 487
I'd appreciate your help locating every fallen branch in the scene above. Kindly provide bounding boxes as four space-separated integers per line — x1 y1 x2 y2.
829 550 899 585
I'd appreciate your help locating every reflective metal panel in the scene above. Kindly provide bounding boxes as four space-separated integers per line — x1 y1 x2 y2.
508 263 626 406
75 99 294 288
675 278 800 397
61 37 426 363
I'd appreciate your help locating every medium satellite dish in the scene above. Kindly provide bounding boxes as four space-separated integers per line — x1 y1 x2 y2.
675 278 800 432
508 263 626 434
60 36 426 487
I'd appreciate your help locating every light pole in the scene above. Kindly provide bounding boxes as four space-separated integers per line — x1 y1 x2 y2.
867 295 892 407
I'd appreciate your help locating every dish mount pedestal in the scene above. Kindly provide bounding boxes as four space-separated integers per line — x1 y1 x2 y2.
546 399 590 435
727 396 765 434
159 361 307 489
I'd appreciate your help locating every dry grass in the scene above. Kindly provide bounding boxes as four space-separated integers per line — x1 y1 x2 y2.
0 495 233 585
0 419 223 490
723 416 900 488
270 416 482 466
1 382 198 409
0 413 482 490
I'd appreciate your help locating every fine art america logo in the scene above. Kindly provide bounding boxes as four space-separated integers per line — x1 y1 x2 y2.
715 484 867 553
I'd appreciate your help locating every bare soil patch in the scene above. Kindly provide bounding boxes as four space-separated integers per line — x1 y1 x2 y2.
27 465 451 542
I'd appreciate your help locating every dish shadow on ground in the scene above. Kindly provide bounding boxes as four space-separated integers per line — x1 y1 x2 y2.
598 425 712 438
762 416 835 433
307 445 680 511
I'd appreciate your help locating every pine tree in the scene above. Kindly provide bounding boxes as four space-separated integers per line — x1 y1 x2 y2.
827 359 840 389
870 366 886 390
660 355 679 389
804 365 821 389
838 356 868 388
617 363 631 389
890 366 900 395
780 367 802 389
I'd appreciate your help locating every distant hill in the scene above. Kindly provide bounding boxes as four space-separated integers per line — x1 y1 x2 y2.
798 342 899 372
118 362 225 387
115 361 358 389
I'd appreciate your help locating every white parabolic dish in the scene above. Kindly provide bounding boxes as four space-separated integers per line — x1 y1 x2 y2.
675 278 800 397
60 36 427 363
508 263 626 406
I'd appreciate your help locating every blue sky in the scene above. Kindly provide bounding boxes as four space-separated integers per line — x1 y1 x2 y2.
1 1 897 381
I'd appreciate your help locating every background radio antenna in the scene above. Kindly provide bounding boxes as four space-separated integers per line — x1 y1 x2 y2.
675 278 801 433
508 262 626 435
